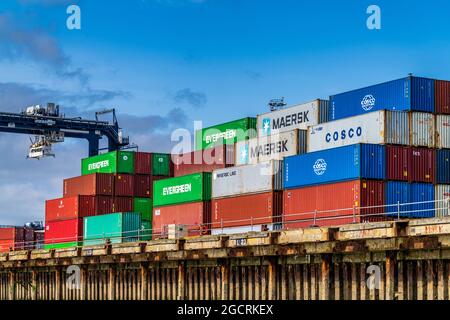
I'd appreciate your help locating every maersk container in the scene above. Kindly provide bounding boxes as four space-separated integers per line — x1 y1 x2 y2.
83 212 141 246
330 76 435 121
435 80 450 114
256 99 326 136
212 161 283 199
436 115 450 149
235 130 306 166
81 151 135 175
435 185 450 218
153 172 211 207
195 117 257 150
307 110 409 152
410 112 435 147
436 149 450 184
284 144 385 189
134 198 153 221
385 182 435 218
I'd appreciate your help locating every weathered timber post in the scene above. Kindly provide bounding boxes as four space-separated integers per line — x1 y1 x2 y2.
320 255 331 300
31 270 38 301
268 258 277 300
385 252 395 300
141 263 148 300
220 260 229 300
8 271 15 301
80 266 88 300
55 268 62 301
177 261 186 300
108 265 116 300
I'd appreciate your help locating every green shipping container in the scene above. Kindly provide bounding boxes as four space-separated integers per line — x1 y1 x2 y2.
83 212 141 246
140 220 152 241
81 151 135 175
152 153 172 176
134 198 153 221
153 172 211 207
195 117 257 150
44 242 81 250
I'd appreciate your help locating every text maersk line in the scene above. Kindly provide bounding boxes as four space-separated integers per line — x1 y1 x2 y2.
177 304 274 318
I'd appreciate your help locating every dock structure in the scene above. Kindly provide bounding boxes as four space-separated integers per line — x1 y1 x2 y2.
1 217 450 300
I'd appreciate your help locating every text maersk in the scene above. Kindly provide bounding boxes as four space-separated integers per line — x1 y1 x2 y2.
162 184 192 196
272 111 309 130
251 140 288 157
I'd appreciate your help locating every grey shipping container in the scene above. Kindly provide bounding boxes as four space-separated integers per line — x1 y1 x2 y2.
436 114 450 149
435 185 450 218
410 112 435 148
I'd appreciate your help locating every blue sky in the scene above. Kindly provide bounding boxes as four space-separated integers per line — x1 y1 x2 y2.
1 0 450 224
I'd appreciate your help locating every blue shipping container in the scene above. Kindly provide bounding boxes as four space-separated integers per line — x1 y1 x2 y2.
436 149 450 184
410 183 435 218
283 144 385 189
385 182 435 218
385 181 410 215
330 76 435 121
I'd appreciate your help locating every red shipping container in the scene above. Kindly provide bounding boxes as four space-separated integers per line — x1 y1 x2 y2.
152 201 211 239
0 226 24 240
283 180 386 229
64 173 114 197
112 197 133 213
95 196 114 215
0 240 16 252
133 175 165 198
211 192 282 229
46 196 95 222
172 145 234 177
386 146 410 181
135 152 152 175
114 174 134 196
435 80 450 114
45 219 83 244
410 147 435 183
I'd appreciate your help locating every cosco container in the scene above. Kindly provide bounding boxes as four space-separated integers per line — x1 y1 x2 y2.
81 151 134 175
172 144 235 177
283 180 386 229
135 152 172 175
435 185 450 218
195 117 257 150
330 76 435 121
436 115 450 149
436 149 450 184
152 201 211 239
83 212 141 246
435 80 450 114
410 112 435 147
235 130 306 166
410 147 435 183
211 191 283 230
45 196 95 222
307 110 409 152
63 173 114 197
256 99 327 135
212 161 283 199
153 172 212 207
134 198 153 221
284 144 385 189
386 146 410 181
385 182 435 218
44 219 83 244
114 174 134 196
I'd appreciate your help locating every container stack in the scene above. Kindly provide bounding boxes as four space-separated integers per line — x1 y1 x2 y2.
44 150 172 249
0 227 25 252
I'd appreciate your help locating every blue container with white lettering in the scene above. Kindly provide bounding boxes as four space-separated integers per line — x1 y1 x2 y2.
283 144 385 189
329 76 435 121
385 182 435 218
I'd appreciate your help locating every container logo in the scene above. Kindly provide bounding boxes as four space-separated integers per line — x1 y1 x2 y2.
262 118 271 135
239 145 249 163
123 155 128 161
361 95 375 111
88 160 109 171
313 159 327 175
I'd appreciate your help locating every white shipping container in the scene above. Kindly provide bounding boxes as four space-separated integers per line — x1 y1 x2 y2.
212 161 283 199
234 130 301 166
257 100 321 136
410 112 435 148
435 185 450 218
436 114 450 149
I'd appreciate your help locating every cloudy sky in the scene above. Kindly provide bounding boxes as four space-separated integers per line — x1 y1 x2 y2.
1 0 450 225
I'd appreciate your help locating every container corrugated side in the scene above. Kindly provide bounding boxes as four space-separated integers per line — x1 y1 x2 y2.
385 182 435 218
435 80 450 114
63 173 114 197
410 112 435 147
44 219 83 244
152 153 172 176
436 149 450 184
114 174 134 196
410 183 435 218
385 181 410 216
386 145 410 181
134 152 152 175
212 161 283 199
436 115 450 149
410 147 435 183
45 196 95 222
435 185 450 218
318 100 330 124
134 198 153 221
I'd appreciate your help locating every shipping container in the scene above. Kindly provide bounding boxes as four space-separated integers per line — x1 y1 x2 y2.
410 112 435 147
35 231 45 250
436 149 450 184
152 201 211 238
385 182 435 218
319 100 330 123
152 153 173 176
134 152 152 175
63 173 114 197
140 220 152 241
44 219 83 244
256 99 325 135
435 185 450 218
96 196 114 215
134 198 153 221
436 115 450 149
307 110 409 152
284 144 385 189
112 197 133 213
153 172 211 207
81 151 134 175
0 240 15 252
283 180 385 229
172 144 235 177
386 145 410 181
114 174 134 196
0 227 24 252
435 80 450 114
410 183 435 218
45 196 95 222
212 161 283 199
44 242 81 250
24 228 34 250
211 191 282 230
235 130 306 166
133 175 163 198
410 147 435 183
195 117 257 150
83 212 141 246
330 76 435 121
